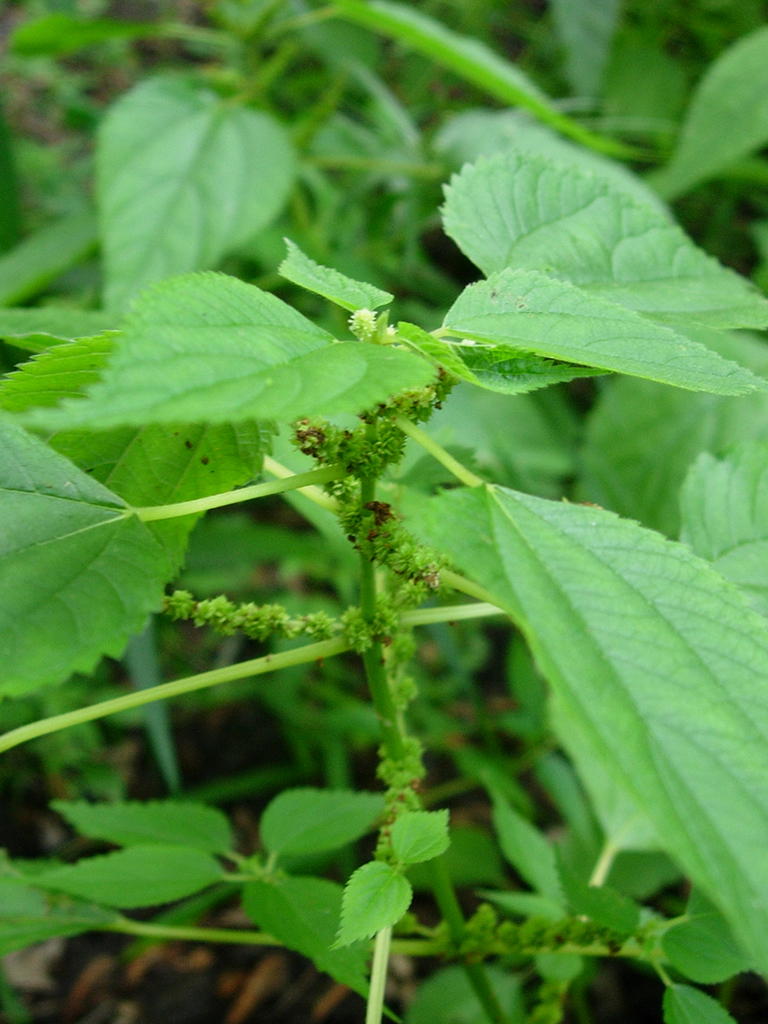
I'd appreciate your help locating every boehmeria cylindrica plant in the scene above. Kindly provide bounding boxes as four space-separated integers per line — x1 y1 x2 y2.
5 129 768 1024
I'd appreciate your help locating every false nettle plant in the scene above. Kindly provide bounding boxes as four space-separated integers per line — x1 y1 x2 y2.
7 104 768 1024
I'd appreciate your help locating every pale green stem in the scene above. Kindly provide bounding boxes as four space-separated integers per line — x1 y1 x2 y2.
392 415 484 488
401 602 504 627
108 919 279 946
0 638 350 756
441 569 503 607
366 927 393 1024
262 455 342 512
134 465 345 521
588 840 620 887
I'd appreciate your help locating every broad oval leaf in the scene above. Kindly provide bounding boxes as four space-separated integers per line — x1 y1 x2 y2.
681 443 768 615
98 77 295 311
0 332 269 569
651 26 768 200
52 799 234 854
36 844 223 908
260 788 384 857
662 985 738 1024
662 891 749 984
410 483 768 972
336 861 412 946
0 419 171 695
24 273 435 429
443 271 763 395
243 876 368 994
442 151 768 328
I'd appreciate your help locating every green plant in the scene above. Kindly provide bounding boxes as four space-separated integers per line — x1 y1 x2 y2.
5 3 768 1023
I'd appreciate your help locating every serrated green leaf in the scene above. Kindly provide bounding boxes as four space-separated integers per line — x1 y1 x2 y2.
680 443 768 615
558 861 640 935
580 329 768 536
0 308 115 351
243 876 368 995
0 418 172 696
336 861 412 946
408 827 505 891
23 273 434 429
650 27 768 200
455 341 606 393
443 270 762 394
491 792 563 903
390 810 449 865
550 0 620 96
661 892 750 984
0 212 97 307
399 320 601 395
98 77 295 310
52 800 234 854
443 151 768 328
260 788 383 857
435 110 666 214
662 985 738 1024
0 331 268 569
0 333 117 410
409 483 768 972
279 239 393 312
36 845 223 909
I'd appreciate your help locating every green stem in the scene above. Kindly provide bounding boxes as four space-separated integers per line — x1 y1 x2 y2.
366 927 393 1024
355 436 504 1024
359 472 407 761
427 857 509 1024
393 415 484 488
109 918 279 946
134 465 345 521
0 638 349 756
401 602 504 626
588 840 619 887
441 569 503 606
262 455 342 512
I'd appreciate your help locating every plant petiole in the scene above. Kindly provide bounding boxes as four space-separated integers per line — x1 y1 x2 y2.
0 638 350 756
133 464 346 521
262 455 343 512
401 602 505 627
365 926 393 1024
392 414 485 488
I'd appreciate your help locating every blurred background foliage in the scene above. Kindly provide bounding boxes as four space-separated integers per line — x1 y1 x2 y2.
2 1 768 1019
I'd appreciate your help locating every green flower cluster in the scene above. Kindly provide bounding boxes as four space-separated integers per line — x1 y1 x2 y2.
162 590 341 642
458 903 638 961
